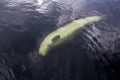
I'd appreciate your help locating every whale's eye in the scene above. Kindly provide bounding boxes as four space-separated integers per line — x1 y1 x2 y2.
52 35 60 42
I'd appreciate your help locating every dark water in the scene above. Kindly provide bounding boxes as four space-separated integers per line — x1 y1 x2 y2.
0 0 120 80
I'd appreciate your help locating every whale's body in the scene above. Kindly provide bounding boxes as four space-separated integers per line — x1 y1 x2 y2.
39 16 102 56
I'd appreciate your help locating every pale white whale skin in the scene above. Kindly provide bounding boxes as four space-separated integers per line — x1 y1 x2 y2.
39 16 102 56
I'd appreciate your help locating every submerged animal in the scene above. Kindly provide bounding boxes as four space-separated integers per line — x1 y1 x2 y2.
39 16 102 56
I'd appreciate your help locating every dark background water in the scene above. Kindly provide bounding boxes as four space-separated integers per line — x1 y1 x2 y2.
0 0 120 80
